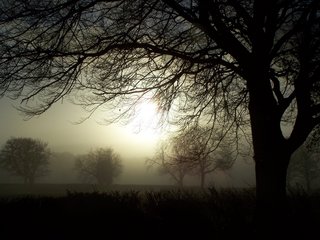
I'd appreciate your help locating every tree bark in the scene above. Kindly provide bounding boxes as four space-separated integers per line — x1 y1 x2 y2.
254 150 290 236
200 171 206 189
249 107 293 237
177 174 184 188
246 60 293 236
28 176 35 185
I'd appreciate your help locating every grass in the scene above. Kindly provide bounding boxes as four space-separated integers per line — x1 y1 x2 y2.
0 184 319 239
0 183 191 197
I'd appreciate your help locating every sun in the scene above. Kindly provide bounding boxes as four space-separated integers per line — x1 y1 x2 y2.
132 101 160 130
127 100 162 141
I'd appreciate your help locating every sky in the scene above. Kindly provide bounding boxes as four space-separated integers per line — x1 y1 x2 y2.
0 96 255 187
0 97 161 155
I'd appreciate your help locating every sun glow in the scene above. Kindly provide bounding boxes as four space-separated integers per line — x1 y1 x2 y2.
127 100 163 142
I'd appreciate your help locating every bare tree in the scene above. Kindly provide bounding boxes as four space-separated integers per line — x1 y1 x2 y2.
74 147 122 185
148 125 235 188
174 125 235 188
147 140 194 188
0 137 50 184
0 0 320 233
287 145 320 192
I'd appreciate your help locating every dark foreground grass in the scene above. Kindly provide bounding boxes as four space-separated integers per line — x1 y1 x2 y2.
0 188 319 240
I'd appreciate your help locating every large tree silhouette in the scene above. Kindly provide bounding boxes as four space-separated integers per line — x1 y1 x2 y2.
0 0 319 234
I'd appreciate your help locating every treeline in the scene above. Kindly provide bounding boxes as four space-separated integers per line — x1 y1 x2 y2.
1 135 319 190
0 137 123 185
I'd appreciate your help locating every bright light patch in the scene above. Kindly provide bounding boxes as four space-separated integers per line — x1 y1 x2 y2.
127 100 162 142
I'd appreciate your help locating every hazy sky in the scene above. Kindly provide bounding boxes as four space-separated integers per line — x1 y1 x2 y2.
0 97 162 155
0 97 255 186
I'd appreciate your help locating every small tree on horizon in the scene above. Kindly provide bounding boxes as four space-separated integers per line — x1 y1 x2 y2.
0 137 50 184
75 147 123 185
148 125 235 188
287 145 320 192
147 141 193 187
176 125 235 188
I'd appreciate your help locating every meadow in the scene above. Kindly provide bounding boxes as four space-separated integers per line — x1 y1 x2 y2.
0 184 319 240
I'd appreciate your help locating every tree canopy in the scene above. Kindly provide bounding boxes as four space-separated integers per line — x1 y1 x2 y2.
0 137 50 184
74 147 123 185
148 125 235 188
1 1 319 138
0 0 318 149
287 144 320 192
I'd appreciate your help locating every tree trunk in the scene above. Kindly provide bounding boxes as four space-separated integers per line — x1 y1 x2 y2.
177 175 184 188
249 109 293 237
304 159 312 193
254 151 290 236
246 63 292 236
200 171 206 189
28 176 35 185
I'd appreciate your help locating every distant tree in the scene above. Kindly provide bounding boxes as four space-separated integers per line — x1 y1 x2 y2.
287 145 320 192
75 148 122 185
0 137 50 184
148 125 235 188
175 125 235 188
147 141 193 187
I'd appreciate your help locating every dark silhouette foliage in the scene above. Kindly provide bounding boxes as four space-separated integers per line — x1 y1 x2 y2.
0 188 319 240
74 147 123 185
0 137 50 184
148 125 235 188
287 145 320 192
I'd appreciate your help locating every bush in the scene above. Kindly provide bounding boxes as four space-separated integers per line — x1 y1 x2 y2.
0 188 318 240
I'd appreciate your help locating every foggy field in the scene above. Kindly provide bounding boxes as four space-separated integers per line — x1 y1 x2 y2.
0 185 319 239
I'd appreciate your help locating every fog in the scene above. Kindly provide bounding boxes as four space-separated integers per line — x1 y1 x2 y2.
0 97 255 187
